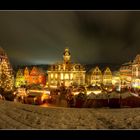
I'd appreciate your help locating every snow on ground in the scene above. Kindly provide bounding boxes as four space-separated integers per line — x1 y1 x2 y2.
0 100 140 129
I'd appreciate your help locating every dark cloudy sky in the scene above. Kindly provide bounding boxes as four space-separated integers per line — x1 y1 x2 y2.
0 11 140 66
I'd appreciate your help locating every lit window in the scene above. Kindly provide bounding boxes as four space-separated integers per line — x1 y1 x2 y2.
60 73 63 80
65 73 69 79
55 74 58 79
51 74 53 79
70 73 73 79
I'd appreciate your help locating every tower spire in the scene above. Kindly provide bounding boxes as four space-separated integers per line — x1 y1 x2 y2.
63 48 71 64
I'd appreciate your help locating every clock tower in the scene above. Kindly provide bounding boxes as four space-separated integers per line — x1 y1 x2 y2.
63 48 71 64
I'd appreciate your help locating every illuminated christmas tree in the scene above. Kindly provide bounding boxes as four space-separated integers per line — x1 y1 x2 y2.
0 47 14 92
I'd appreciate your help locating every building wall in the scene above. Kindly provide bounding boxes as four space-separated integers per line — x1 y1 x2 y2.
103 67 112 85
132 64 140 78
119 55 140 84
24 67 30 85
47 48 85 87
15 67 46 87
87 66 102 85
48 70 85 87
15 69 26 88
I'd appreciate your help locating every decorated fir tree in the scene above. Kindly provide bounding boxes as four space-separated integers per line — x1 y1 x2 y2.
0 55 14 92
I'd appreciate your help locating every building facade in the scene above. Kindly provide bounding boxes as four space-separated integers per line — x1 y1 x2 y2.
132 54 140 78
119 54 140 88
29 66 46 85
15 66 46 87
86 66 102 86
131 54 140 88
47 48 86 87
24 67 30 85
103 67 112 85
120 61 132 84
15 69 26 88
112 71 121 86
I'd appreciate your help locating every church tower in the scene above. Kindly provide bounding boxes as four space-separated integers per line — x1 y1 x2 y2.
63 48 71 64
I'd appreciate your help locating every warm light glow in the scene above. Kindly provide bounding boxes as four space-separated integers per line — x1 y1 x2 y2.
63 64 66 70
55 74 58 79
87 90 102 95
0 57 14 91
103 79 112 85
73 92 79 95
50 85 57 88
86 91 93 95
51 74 53 79
60 73 63 80
70 73 73 79
112 76 121 85
65 73 69 80
28 89 50 94
132 79 140 89
47 48 85 87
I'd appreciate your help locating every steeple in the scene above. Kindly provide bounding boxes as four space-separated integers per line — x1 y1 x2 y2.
63 48 71 64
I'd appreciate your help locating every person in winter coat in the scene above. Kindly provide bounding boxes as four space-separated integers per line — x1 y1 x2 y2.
67 94 75 107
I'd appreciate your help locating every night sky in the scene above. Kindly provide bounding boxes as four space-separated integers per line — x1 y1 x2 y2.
1 11 140 66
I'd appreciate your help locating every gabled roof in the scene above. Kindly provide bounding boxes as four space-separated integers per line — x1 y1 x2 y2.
122 61 132 66
103 67 112 75
16 69 24 76
88 66 101 73
133 54 140 64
